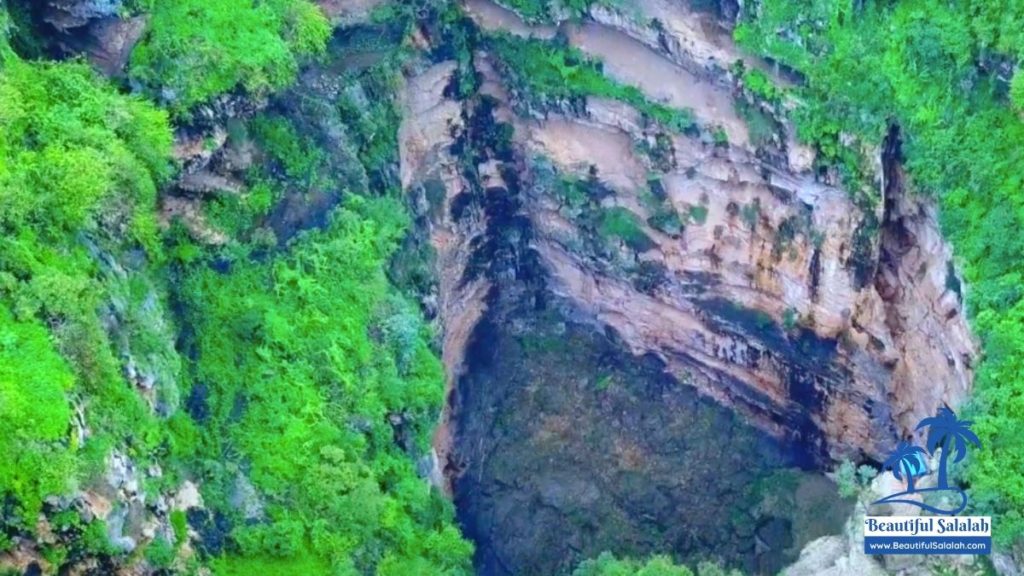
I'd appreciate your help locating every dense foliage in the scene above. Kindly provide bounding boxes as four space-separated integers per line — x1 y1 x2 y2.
177 198 471 573
5 0 1022 570
0 308 75 527
2 1 470 571
0 39 173 530
130 0 331 114
160 18 472 571
0 53 171 249
736 0 1024 545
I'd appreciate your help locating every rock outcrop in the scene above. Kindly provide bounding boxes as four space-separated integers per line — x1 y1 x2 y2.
26 0 145 76
316 0 387 25
56 14 147 76
39 0 122 31
513 99 974 461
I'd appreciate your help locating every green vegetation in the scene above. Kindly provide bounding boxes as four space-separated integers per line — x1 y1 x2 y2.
250 115 326 185
487 34 695 131
158 42 472 570
573 553 743 576
177 195 471 574
6 0 1023 568
0 42 173 529
129 0 331 114
556 176 595 211
145 537 177 568
574 554 694 576
735 66 784 105
0 308 76 523
782 308 798 331
0 56 171 249
687 204 709 225
711 127 728 147
647 206 684 235
335 60 407 184
597 206 655 253
735 100 777 148
739 199 760 230
737 0 1024 546
1 3 471 571
834 458 878 499
496 0 616 24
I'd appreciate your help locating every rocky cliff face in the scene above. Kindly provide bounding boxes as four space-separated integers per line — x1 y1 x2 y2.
403 0 975 478
391 7 980 571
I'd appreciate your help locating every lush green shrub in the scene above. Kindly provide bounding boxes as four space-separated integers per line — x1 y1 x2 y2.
0 308 76 523
129 0 331 114
0 55 171 248
597 207 655 252
144 537 177 568
251 115 325 183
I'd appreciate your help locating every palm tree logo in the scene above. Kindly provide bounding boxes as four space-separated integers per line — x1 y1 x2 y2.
882 442 928 492
917 406 981 490
872 407 980 515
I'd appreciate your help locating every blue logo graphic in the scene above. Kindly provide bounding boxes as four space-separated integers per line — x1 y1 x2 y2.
872 407 981 515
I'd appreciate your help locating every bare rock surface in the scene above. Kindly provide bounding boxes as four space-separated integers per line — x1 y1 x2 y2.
57 15 148 76
564 21 750 147
464 0 557 38
41 0 122 30
398 61 491 492
524 104 973 460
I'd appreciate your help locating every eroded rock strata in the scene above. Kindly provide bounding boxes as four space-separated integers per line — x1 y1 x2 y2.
397 2 977 572
403 0 974 468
